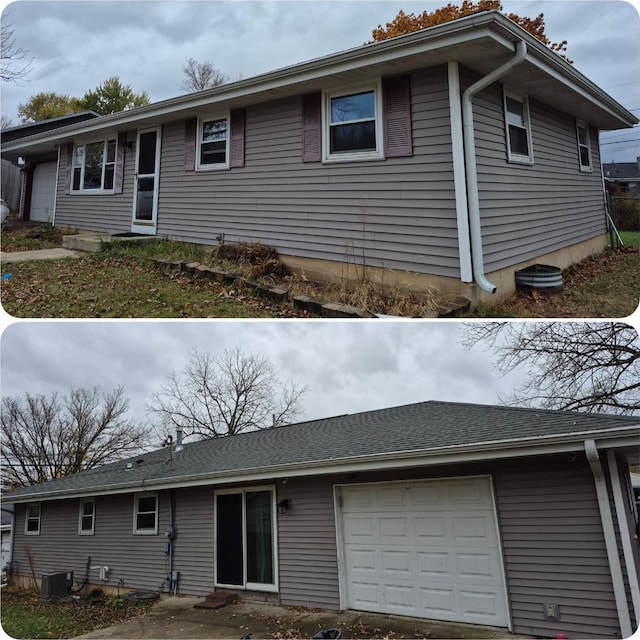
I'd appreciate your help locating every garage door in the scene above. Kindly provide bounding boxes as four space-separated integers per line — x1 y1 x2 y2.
339 477 509 627
30 162 57 222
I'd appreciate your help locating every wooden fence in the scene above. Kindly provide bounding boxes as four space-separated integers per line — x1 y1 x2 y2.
1 159 22 212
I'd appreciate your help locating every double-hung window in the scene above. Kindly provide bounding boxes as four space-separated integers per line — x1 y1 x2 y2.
323 83 383 162
504 91 533 164
25 503 41 535
576 120 592 172
79 498 95 535
197 115 229 170
133 493 158 534
72 139 117 192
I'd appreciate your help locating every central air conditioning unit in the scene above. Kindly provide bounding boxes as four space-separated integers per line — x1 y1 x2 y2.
40 571 73 599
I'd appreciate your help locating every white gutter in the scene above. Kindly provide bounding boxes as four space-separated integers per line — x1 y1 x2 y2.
462 39 527 293
606 449 640 627
585 439 633 638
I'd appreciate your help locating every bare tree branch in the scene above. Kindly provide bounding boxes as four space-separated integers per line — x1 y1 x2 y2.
1 18 33 84
1 386 151 489
148 347 307 440
462 322 639 414
181 58 227 93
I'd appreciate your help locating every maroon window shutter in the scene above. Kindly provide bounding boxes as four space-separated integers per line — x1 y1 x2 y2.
114 133 126 194
383 75 412 158
184 118 197 171
229 108 245 168
301 93 322 162
64 143 74 195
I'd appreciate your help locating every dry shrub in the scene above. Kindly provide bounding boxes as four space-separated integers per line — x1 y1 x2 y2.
215 242 289 279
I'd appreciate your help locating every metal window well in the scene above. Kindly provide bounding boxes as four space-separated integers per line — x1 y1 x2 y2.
515 264 563 294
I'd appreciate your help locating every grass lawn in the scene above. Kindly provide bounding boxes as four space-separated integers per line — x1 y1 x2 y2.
0 254 294 318
1 224 638 318
471 247 639 318
0 587 152 639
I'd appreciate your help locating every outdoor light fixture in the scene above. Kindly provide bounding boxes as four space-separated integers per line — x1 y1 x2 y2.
277 499 289 515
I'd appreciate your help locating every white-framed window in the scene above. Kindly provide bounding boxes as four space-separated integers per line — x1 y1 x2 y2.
25 503 41 535
72 138 117 192
323 82 384 163
78 498 95 535
197 114 229 170
576 120 592 172
133 492 158 535
504 90 533 164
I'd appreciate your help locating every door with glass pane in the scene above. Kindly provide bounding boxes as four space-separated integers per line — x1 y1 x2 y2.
215 488 277 591
132 127 160 234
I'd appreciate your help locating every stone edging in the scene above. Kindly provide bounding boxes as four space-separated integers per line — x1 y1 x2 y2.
153 259 470 318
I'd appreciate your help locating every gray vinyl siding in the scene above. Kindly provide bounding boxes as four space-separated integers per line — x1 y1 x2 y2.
54 130 137 234
12 492 172 592
170 486 215 596
9 454 628 638
277 476 340 609
466 68 606 272
156 66 461 278
493 458 620 639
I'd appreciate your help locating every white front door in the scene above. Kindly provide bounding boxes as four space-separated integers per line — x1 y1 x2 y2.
338 477 509 627
30 162 57 223
132 127 160 234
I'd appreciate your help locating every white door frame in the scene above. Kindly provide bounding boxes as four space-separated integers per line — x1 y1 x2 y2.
131 126 161 234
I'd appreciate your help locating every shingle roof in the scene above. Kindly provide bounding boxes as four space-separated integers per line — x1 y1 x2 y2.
603 162 640 180
4 401 638 502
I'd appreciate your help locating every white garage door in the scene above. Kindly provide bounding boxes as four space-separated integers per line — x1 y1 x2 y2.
30 162 57 222
339 477 509 627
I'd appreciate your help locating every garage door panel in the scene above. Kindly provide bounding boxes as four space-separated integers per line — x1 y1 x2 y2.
30 162 57 222
460 589 503 618
452 515 495 541
340 478 508 627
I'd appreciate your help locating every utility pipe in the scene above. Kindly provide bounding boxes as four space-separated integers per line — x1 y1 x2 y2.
585 439 633 638
462 40 527 293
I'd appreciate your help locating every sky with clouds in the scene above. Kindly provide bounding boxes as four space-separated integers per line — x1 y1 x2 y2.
0 320 528 443
0 0 639 161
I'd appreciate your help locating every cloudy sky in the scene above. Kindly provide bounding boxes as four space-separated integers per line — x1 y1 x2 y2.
1 0 639 161
0 321 527 442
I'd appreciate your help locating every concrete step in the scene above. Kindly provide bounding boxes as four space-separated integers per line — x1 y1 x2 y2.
62 233 110 252
62 232 158 253
193 591 239 610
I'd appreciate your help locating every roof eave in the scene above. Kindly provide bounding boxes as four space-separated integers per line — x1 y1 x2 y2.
4 424 637 504
2 11 635 156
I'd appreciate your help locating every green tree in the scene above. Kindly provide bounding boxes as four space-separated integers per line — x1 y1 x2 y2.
17 92 81 123
371 0 569 61
78 76 150 115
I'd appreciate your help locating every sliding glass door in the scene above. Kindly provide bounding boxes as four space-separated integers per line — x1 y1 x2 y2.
215 488 276 591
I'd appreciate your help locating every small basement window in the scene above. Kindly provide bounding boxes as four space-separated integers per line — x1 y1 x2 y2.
25 503 41 535
133 493 158 534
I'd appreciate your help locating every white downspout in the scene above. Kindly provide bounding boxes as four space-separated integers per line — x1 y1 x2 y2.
462 40 527 293
52 144 61 228
585 439 633 638
606 449 640 627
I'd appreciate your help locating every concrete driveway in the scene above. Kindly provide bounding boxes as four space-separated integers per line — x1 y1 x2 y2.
74 596 531 639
